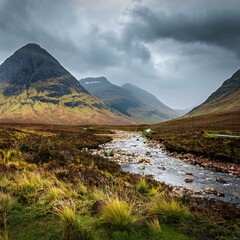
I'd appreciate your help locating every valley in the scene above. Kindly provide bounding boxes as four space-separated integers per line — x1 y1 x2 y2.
0 121 239 239
93 130 240 204
0 43 239 240
1 1 240 239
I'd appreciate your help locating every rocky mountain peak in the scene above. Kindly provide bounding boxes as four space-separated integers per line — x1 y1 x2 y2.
0 43 87 96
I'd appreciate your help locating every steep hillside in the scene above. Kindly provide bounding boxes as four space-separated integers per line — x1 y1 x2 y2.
0 44 135 125
189 69 240 116
80 77 141 117
80 78 178 123
121 83 178 120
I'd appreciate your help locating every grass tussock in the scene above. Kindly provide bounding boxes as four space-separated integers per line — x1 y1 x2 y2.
100 197 136 230
136 178 149 194
0 192 15 240
54 200 93 240
149 195 190 224
146 217 161 233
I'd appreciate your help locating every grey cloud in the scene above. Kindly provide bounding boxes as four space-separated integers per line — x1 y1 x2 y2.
123 5 240 56
0 0 123 71
0 0 239 109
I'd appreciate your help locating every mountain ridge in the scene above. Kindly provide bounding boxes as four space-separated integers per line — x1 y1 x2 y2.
0 44 135 125
188 68 240 116
80 77 179 123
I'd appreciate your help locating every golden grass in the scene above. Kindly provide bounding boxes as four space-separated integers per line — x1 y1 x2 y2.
149 195 190 224
100 197 136 229
146 217 161 233
0 192 15 240
136 178 149 193
0 192 15 214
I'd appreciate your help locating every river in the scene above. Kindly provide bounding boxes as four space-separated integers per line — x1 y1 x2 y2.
99 131 240 205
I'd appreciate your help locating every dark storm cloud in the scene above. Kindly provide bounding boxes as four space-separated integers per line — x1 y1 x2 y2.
0 0 122 70
123 5 240 56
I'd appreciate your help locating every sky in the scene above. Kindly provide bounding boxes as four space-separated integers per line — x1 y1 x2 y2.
0 0 240 109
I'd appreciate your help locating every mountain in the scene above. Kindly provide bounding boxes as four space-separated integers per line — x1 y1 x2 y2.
80 78 178 123
188 69 240 116
174 107 194 116
0 44 135 125
121 83 178 120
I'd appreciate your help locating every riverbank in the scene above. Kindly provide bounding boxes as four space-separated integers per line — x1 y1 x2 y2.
92 130 240 205
168 151 240 177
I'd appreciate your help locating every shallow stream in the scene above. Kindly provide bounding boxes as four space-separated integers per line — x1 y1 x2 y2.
102 131 240 205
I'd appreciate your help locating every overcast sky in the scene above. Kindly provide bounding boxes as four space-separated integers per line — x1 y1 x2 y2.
0 0 239 109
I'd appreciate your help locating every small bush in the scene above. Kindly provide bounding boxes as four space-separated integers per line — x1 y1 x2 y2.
136 178 149 193
149 195 190 224
19 143 36 153
100 198 136 230
37 145 52 162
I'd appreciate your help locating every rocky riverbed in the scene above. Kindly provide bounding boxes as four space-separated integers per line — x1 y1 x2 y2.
89 131 240 205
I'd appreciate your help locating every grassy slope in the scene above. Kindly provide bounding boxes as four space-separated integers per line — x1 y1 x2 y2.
188 69 240 116
0 87 135 125
189 90 240 116
0 124 238 239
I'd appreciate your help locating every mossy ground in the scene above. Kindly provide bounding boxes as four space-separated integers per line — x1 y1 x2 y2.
0 123 239 239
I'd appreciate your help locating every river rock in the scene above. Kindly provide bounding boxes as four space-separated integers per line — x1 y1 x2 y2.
204 187 217 195
184 178 194 183
136 156 143 163
114 153 121 159
216 177 227 184
193 190 202 195
146 151 151 156
217 192 225 197
186 172 193 176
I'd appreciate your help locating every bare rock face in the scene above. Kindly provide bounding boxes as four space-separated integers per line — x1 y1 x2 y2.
0 43 87 97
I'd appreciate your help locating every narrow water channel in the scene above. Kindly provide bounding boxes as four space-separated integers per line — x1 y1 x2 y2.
101 131 240 205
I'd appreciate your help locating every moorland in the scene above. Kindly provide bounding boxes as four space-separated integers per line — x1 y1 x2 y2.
0 114 240 240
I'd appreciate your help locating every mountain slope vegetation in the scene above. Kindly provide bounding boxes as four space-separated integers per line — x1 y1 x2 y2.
0 44 134 125
80 77 178 123
188 69 240 116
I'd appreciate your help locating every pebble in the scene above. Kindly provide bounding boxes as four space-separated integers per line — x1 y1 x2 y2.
158 166 166 170
185 178 194 183
216 177 227 184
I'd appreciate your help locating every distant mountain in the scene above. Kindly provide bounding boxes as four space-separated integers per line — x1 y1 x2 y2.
80 78 178 123
188 69 240 116
174 107 194 116
0 44 135 125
